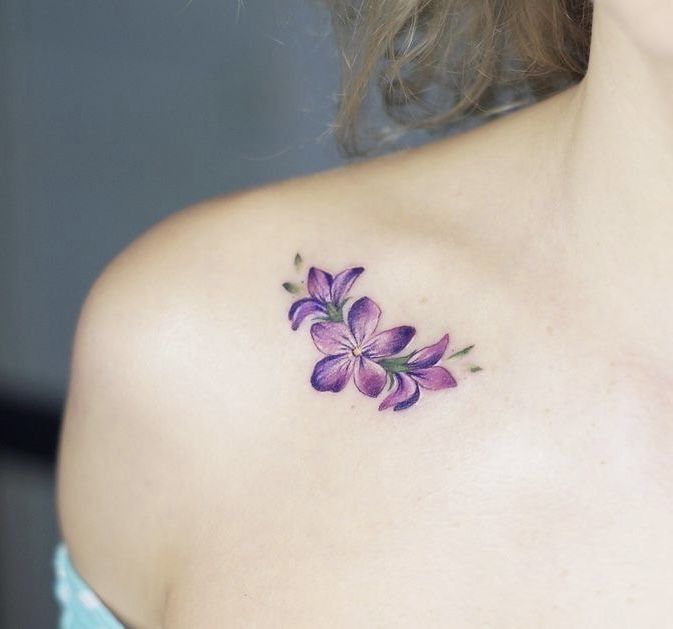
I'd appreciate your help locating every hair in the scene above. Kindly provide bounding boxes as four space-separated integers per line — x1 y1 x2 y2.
325 0 593 156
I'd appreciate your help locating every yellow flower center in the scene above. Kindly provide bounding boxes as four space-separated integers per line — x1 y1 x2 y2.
351 346 363 357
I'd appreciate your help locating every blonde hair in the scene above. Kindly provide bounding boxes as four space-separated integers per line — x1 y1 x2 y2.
326 0 593 156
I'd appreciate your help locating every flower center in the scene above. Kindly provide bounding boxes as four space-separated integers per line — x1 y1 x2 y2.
351 346 363 357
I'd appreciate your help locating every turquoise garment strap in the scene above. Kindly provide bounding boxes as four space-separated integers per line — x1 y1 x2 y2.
53 542 125 628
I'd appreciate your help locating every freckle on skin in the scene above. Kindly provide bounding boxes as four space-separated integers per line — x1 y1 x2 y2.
546 325 554 335
420 296 428 304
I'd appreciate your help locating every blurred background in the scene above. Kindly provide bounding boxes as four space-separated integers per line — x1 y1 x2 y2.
0 0 483 625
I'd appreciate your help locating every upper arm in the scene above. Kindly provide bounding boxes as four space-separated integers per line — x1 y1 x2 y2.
55 209 195 626
54 192 280 626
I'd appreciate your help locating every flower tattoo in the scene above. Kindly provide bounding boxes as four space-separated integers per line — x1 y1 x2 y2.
283 257 479 412
378 334 457 411
289 266 364 330
310 297 415 397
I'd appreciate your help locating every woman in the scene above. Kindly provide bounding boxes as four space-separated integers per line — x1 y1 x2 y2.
54 0 673 626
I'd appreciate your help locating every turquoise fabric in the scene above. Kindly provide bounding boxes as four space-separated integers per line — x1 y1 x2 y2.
53 542 125 628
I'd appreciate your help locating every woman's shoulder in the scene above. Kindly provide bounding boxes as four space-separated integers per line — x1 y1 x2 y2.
54 93 563 626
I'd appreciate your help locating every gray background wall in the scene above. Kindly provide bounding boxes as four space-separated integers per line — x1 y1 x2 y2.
0 0 346 404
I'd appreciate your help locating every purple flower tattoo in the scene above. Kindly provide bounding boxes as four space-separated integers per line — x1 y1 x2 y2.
310 297 415 397
283 259 476 412
288 266 364 330
378 334 457 411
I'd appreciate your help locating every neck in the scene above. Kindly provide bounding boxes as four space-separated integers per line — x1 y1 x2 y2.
555 4 673 361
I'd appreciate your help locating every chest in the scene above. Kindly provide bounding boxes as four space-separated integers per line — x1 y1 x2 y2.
163 366 673 628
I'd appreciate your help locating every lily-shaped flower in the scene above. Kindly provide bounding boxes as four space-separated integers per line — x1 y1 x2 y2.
288 266 364 330
310 297 415 397
378 334 457 411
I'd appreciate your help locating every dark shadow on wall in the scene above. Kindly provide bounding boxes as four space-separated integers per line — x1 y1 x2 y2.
0 393 62 628
0 389 62 465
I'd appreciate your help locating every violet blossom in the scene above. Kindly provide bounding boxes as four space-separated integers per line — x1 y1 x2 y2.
378 334 457 411
288 266 364 330
310 297 415 397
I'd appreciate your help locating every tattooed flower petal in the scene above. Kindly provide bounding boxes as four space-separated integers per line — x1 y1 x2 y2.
310 322 354 355
408 333 450 369
307 267 333 303
378 373 420 411
347 297 381 345
310 354 353 392
330 266 364 305
353 356 388 397
286 259 463 412
412 366 457 390
364 326 416 359
289 298 327 330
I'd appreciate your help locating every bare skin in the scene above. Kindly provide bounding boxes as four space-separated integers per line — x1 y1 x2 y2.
55 2 673 627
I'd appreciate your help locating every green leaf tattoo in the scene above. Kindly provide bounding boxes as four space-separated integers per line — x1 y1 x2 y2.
446 344 475 360
282 281 302 294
